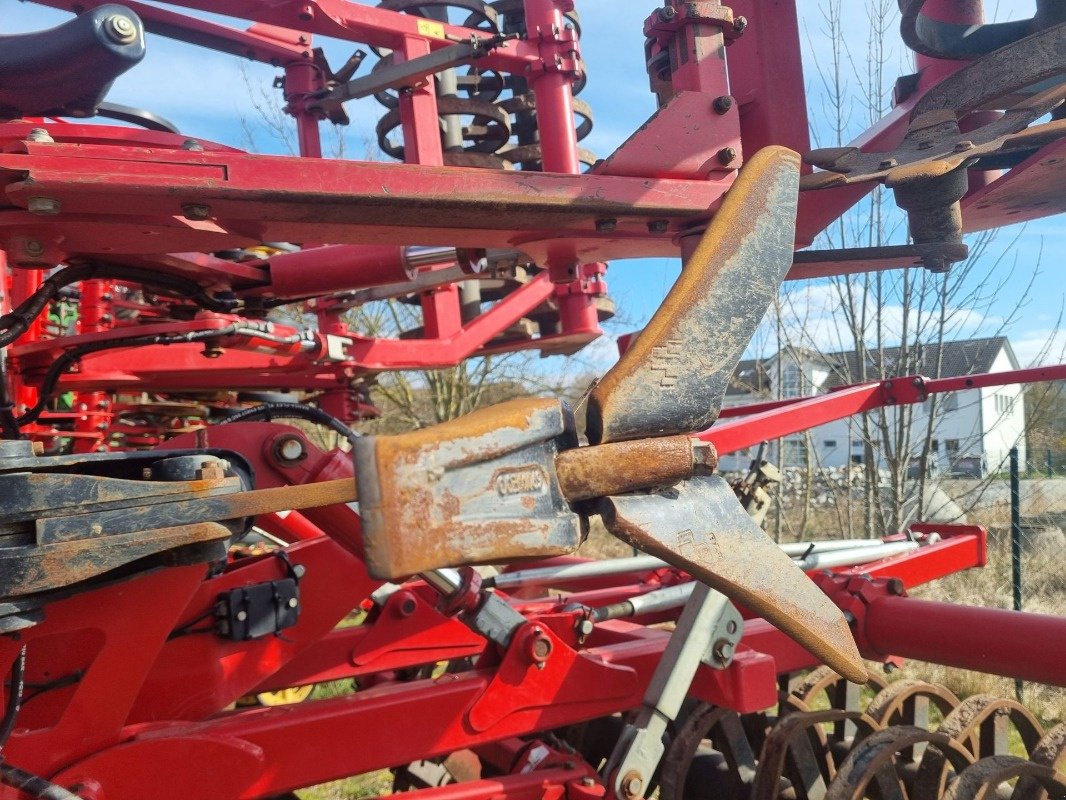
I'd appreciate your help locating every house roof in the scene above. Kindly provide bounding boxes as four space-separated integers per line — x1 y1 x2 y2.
822 336 1013 387
728 336 1014 397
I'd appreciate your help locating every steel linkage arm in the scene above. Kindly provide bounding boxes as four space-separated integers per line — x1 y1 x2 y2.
814 572 1066 688
701 363 1066 455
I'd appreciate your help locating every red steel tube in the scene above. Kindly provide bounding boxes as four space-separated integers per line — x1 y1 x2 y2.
267 244 416 298
863 595 1066 687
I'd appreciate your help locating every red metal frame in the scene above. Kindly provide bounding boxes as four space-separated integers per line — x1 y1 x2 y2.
0 0 1063 797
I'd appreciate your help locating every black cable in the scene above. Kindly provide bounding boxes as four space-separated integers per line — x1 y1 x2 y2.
15 326 242 426
0 646 26 751
219 402 360 447
0 352 21 439
0 263 239 349
0 762 83 799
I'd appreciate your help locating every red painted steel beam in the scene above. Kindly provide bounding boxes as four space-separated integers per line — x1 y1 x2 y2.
834 525 987 589
0 139 732 264
699 382 886 454
706 365 1066 453
862 595 1066 687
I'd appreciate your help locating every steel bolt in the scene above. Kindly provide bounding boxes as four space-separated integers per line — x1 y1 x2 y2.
595 218 618 233
581 777 596 787
953 140 974 152
733 16 748 33
182 203 212 220
691 441 718 470
712 95 734 115
26 128 54 144
621 771 644 800
288 597 299 609
714 639 735 661
717 146 737 165
524 626 553 667
27 197 61 216
103 14 138 44
273 434 307 464
647 219 669 234
22 239 45 258
181 139 205 152
887 577 905 596
657 6 677 22
878 158 897 170
236 610 248 622
576 618 595 637
726 619 738 634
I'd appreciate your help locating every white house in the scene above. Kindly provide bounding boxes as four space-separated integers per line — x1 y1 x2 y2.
718 337 1027 478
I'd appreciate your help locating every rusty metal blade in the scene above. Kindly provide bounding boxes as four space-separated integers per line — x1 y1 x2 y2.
596 475 868 683
586 146 801 444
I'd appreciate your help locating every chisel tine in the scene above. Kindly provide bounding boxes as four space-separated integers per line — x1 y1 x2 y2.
597 475 868 684
586 146 800 444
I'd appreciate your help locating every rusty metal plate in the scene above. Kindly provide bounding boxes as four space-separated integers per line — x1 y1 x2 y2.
355 397 583 579
596 474 867 683
586 146 800 444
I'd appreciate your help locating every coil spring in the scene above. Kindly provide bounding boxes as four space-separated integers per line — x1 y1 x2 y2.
373 0 596 170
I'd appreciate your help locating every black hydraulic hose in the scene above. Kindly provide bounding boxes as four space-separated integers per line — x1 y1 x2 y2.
0 263 238 349
0 351 21 439
0 763 83 799
0 646 26 750
219 402 360 447
15 326 242 426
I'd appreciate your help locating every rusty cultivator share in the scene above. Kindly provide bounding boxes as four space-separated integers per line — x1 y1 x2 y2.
0 1 1061 799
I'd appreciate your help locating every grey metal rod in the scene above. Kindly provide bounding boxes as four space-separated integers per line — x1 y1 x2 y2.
779 538 884 556
794 541 919 571
489 554 667 591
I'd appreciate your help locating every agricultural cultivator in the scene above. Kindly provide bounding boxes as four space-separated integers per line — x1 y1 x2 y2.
0 0 1063 798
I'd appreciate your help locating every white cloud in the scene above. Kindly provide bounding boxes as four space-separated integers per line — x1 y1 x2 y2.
1011 329 1066 367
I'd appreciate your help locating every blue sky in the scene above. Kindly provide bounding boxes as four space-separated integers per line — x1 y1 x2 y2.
3 0 1061 366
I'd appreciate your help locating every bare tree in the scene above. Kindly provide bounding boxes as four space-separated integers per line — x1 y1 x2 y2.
759 0 1058 538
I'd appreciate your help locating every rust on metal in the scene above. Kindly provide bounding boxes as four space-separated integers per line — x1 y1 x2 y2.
942 754 1066 800
596 474 867 684
825 726 975 800
751 709 882 800
355 397 583 579
36 477 356 543
863 679 960 727
555 434 708 502
0 522 231 598
586 146 801 444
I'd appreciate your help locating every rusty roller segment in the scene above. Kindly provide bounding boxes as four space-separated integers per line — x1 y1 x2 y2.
585 146 801 445
596 475 867 684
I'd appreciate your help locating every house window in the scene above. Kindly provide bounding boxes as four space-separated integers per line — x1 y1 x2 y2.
784 438 807 466
931 440 939 452
994 394 1014 414
945 439 960 454
824 440 837 448
781 364 801 398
